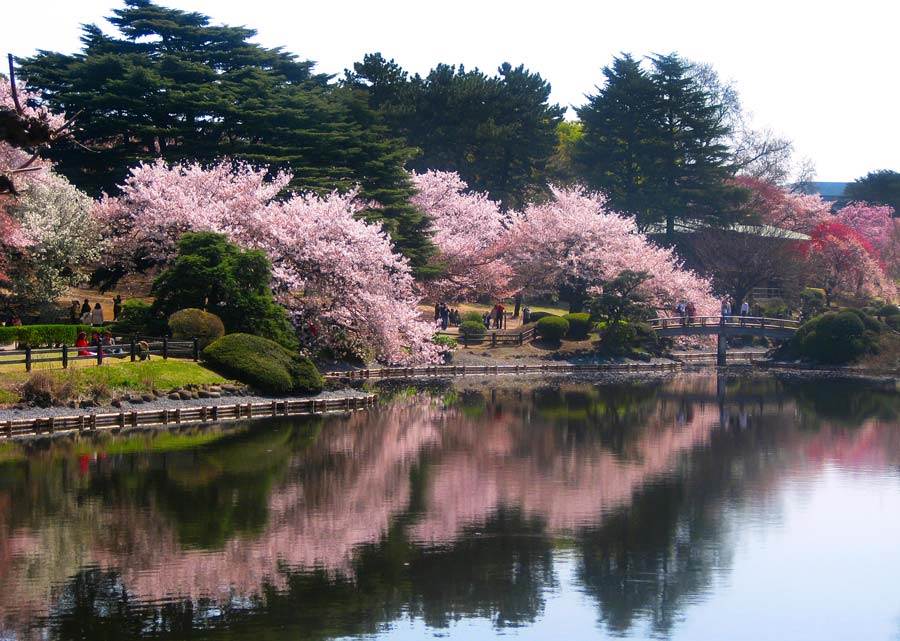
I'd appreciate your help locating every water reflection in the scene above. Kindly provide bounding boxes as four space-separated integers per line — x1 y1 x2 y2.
0 372 898 640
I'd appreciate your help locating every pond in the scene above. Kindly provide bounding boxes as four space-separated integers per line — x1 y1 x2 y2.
1 372 899 641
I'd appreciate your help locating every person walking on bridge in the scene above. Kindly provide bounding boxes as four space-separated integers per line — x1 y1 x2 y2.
740 301 750 317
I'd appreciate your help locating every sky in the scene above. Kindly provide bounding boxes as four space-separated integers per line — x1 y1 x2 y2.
2 0 898 181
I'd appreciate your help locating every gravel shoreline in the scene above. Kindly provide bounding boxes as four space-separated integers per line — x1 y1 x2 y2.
0 387 373 422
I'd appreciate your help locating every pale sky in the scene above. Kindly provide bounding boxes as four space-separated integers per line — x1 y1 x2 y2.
3 0 898 181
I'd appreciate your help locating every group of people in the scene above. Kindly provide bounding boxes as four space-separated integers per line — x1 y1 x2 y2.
433 302 507 331
720 299 752 318
75 329 122 356
673 299 752 324
434 303 462 330
70 295 123 326
483 303 506 329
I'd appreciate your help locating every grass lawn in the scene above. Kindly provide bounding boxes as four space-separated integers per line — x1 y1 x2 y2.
0 359 230 405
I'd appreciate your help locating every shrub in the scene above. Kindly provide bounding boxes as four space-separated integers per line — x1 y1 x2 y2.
433 333 458 350
800 288 827 319
886 315 900 331
536 316 569 342
459 320 486 339
168 308 225 348
760 298 789 319
877 303 900 318
152 232 298 349
563 313 592 339
110 300 165 336
0 324 92 347
201 333 323 395
527 311 554 323
19 371 76 407
792 311 877 364
461 311 485 324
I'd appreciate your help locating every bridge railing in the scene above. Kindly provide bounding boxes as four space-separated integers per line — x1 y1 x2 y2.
648 316 800 331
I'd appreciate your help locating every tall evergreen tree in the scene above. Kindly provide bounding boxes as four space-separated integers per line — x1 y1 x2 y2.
575 55 659 226
18 0 434 271
347 54 565 210
576 53 746 237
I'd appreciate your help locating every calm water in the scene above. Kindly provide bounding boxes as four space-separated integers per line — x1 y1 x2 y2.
1 372 899 641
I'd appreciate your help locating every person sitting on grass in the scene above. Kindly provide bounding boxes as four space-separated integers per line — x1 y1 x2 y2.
138 340 151 361
75 331 91 356
102 331 121 355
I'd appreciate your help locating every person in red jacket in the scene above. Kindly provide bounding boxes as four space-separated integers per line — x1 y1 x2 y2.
75 331 91 356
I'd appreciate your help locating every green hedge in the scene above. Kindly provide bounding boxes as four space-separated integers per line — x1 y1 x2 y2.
461 311 484 324
169 308 225 349
527 311 555 323
201 333 323 395
563 313 592 339
459 320 487 339
791 311 878 364
536 316 569 341
0 324 93 347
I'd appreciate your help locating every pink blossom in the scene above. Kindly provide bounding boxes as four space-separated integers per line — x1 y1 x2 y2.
410 170 513 301
503 186 718 315
97 160 442 364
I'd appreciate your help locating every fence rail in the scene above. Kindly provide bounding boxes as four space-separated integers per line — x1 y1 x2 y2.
649 316 800 331
0 336 199 372
2 394 378 439
437 326 537 348
325 361 682 381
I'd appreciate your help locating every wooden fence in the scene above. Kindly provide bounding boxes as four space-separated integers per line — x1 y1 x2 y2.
0 337 198 372
325 361 682 381
437 326 537 348
2 394 378 439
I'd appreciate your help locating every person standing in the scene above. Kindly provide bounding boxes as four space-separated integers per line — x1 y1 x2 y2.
740 301 750 317
439 304 449 330
69 300 81 324
686 302 696 324
80 299 91 316
113 295 123 321
91 302 104 326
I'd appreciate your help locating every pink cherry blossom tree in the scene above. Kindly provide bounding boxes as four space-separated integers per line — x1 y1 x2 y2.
503 186 717 315
409 170 512 301
96 160 442 364
834 201 898 274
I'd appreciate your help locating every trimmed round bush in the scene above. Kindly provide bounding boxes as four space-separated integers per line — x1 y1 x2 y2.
563 313 592 339
461 311 485 324
459 320 487 339
792 311 875 364
536 315 570 342
527 311 554 323
202 333 323 394
168 308 225 348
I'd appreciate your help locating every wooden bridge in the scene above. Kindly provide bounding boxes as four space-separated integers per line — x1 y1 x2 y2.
649 316 800 365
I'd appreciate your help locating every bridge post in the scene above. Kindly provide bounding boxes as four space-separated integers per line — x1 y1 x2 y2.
717 331 726 366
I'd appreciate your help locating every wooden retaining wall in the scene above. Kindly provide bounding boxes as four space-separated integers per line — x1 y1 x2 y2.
325 362 683 381
2 394 378 440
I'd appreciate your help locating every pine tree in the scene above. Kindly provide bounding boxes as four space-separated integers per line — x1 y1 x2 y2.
575 55 660 227
348 55 565 210
19 0 434 271
576 53 746 237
